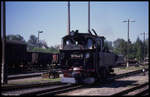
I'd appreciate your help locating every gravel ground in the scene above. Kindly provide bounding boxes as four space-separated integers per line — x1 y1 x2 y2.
6 66 143 85
58 72 149 96
125 85 149 96
2 66 148 96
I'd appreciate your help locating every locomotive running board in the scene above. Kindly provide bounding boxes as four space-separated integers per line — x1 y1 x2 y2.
61 77 76 84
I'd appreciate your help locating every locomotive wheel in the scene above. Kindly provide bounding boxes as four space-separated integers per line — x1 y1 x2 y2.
101 68 107 79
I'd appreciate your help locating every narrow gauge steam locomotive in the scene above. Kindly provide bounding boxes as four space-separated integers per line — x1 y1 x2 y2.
60 29 118 84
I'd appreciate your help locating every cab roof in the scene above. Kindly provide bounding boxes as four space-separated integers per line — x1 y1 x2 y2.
62 31 105 40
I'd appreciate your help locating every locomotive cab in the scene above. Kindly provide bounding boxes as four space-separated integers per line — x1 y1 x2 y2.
60 30 117 84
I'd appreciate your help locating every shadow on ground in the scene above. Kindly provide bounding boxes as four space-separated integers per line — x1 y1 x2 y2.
84 79 138 89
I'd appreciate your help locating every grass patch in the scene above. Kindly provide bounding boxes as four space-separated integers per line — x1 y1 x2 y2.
42 78 61 82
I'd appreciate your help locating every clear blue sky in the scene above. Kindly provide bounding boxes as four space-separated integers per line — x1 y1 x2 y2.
6 1 148 46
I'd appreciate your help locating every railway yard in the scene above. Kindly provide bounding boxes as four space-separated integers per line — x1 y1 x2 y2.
1 65 149 96
1 1 149 96
59 70 149 96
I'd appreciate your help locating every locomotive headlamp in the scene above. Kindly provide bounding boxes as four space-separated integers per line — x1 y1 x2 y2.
85 53 90 58
73 67 80 71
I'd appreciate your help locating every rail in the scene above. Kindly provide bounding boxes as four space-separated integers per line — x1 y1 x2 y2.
111 82 149 96
2 68 148 96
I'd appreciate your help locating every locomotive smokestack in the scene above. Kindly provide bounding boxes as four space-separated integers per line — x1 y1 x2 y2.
68 1 70 35
88 1 90 32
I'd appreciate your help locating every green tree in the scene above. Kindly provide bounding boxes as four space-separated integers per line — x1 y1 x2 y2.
128 42 136 59
27 34 48 49
27 35 38 50
113 38 127 56
27 34 59 53
145 38 149 57
134 37 144 61
28 35 38 46
104 40 113 51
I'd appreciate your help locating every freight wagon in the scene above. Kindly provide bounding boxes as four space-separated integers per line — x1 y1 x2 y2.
26 51 53 71
5 40 27 74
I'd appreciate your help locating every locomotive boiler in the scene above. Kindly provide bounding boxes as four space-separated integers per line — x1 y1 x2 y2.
60 29 118 84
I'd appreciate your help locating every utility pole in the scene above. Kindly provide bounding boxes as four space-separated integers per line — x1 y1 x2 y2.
123 19 135 67
68 1 70 35
88 1 90 32
1 1 7 84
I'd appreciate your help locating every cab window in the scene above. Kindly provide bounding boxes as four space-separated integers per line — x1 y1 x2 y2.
87 39 93 49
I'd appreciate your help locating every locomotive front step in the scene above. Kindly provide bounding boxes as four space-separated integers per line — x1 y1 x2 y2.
61 77 76 84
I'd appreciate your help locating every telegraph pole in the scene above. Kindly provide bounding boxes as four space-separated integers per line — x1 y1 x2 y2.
88 1 90 32
68 1 70 35
1 1 7 84
123 19 135 67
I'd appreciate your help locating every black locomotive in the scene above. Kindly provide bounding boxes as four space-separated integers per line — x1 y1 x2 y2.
60 29 118 84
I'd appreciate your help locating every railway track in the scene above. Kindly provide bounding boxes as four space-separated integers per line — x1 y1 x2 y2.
1 81 65 91
110 68 148 80
111 82 149 96
2 68 148 96
28 84 83 96
8 72 44 80
2 83 83 96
